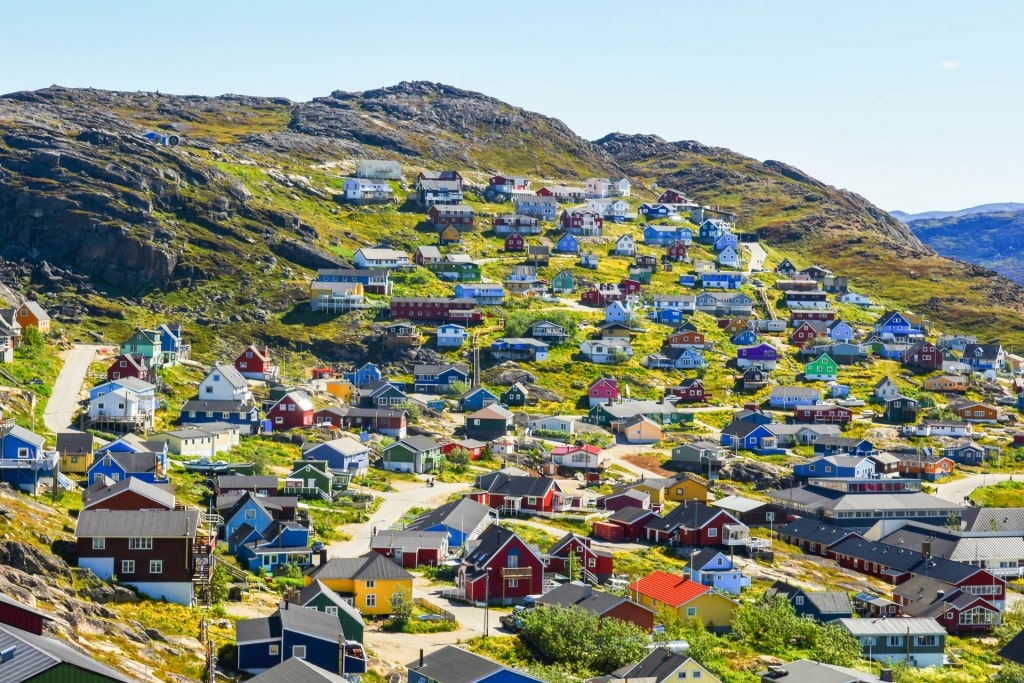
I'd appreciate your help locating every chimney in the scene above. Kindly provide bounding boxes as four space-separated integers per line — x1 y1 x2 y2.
320 548 328 566
879 668 894 683
921 540 931 560
419 649 424 669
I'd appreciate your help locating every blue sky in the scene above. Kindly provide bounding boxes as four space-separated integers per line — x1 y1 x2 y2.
3 1 1020 213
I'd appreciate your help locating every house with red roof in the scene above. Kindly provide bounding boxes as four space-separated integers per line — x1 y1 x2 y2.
267 390 315 430
629 571 738 632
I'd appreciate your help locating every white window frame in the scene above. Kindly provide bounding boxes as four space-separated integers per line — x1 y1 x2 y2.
92 537 105 550
149 560 163 574
292 645 306 659
121 560 135 574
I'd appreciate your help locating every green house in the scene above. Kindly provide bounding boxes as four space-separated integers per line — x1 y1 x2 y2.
804 352 839 381
627 267 653 284
283 460 335 500
119 328 163 370
551 269 575 294
296 579 366 642
381 436 444 474
424 261 482 282
587 400 682 427
501 382 529 407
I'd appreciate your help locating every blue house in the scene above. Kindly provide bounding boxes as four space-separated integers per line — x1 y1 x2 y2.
828 320 856 343
813 436 874 456
223 491 287 551
652 308 685 325
687 548 750 595
437 324 469 348
766 581 853 622
701 271 744 289
344 362 382 388
413 363 470 393
637 203 673 218
873 311 922 339
677 274 697 287
303 436 371 475
156 323 189 365
643 224 679 246
732 329 758 346
698 219 730 244
768 386 820 409
0 425 57 492
408 645 542 683
238 521 312 573
236 606 365 676
459 386 500 412
180 399 261 435
406 497 492 549
454 283 505 306
714 233 739 252
87 447 169 487
555 233 580 254
793 455 875 480
720 422 777 450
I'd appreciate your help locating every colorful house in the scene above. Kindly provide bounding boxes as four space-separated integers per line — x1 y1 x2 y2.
266 391 315 430
381 436 443 474
305 552 414 616
456 525 545 605
687 548 751 595
630 571 738 632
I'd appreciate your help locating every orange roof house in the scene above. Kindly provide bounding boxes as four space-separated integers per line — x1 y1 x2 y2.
629 571 738 632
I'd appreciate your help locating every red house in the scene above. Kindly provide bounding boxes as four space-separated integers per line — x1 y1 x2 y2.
559 209 604 232
370 530 448 569
82 477 176 512
619 278 642 297
598 488 650 512
504 232 525 252
588 377 620 407
107 353 149 382
580 285 622 307
428 204 476 229
536 583 655 632
235 345 274 380
657 188 691 204
457 525 545 604
389 297 482 325
904 341 944 371
666 378 708 403
635 255 658 270
790 309 836 325
597 507 659 542
776 519 863 558
545 533 614 584
267 390 315 430
666 240 690 262
442 439 487 460
790 321 828 344
0 593 51 635
644 502 746 547
794 403 853 424
471 471 566 515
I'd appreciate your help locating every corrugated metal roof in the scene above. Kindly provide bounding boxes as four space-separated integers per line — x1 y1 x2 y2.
75 509 200 538
837 617 945 636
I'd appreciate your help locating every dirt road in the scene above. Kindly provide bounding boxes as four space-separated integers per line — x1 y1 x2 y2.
43 343 105 433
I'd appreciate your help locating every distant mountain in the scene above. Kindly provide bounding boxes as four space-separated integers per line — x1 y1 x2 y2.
892 203 1024 223
907 207 1024 284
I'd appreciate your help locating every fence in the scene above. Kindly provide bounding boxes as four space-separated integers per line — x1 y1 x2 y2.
414 597 456 622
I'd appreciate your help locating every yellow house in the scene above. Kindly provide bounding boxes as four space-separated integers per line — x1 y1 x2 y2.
630 571 738 632
324 379 357 403
616 646 721 683
663 474 712 504
923 374 968 393
631 478 670 506
56 432 94 475
305 552 414 616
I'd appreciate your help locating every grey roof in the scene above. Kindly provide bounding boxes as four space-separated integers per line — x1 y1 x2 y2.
755 658 884 683
961 507 1024 532
236 605 342 646
218 475 279 490
208 362 249 389
478 472 560 498
769 485 962 515
393 435 441 453
874 520 1024 565
804 590 853 615
407 497 492 535
304 436 368 457
76 509 200 538
83 477 176 510
296 581 365 629
608 506 657 524
711 495 767 514
598 400 676 418
55 431 94 455
5 425 45 448
837 616 945 637
247 657 349 683
0 624 133 682
370 529 448 551
18 300 50 321
407 645 534 683
307 552 413 583
613 647 700 683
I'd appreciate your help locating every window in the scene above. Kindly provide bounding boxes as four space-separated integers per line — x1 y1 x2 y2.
292 645 306 659
686 607 697 617
794 596 804 605
275 416 284 425
692 672 701 680
205 386 213 394
588 558 596 568
17 448 28 459
269 644 279 656
129 537 153 550
121 560 135 574
365 594 376 608
916 635 937 646
888 636 902 646
149 560 163 574
509 579 519 588
92 537 105 550
365 580 376 588
326 606 338 616
707 528 717 538
245 509 256 520
677 673 687 680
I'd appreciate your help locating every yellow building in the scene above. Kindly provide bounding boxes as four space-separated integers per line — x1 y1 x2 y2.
56 432 94 475
616 646 721 683
324 379 357 403
663 474 712 503
630 571 738 632
305 552 413 616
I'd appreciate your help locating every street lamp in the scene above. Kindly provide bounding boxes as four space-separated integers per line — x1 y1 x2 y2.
484 567 492 638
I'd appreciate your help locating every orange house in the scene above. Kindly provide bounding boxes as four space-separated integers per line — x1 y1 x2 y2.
897 453 955 481
956 403 1000 424
16 301 50 335
923 375 968 393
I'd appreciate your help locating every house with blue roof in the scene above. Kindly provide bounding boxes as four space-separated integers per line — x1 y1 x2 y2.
714 233 739 252
637 203 674 218
0 424 58 492
643 224 679 246
731 329 758 346
652 308 685 325
677 274 697 287
793 455 875 481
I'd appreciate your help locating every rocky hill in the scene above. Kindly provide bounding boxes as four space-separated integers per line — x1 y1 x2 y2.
2 81 1024 347
906 209 1024 285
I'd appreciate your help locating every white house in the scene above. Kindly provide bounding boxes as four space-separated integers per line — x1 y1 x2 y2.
152 428 219 457
613 234 636 257
585 177 613 198
198 363 253 403
437 324 469 348
526 415 578 436
580 339 633 364
838 292 872 306
88 387 156 430
342 178 392 204
586 198 631 220
353 247 411 269
717 245 741 268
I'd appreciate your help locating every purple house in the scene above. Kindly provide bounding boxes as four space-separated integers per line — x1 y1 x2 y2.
737 342 779 370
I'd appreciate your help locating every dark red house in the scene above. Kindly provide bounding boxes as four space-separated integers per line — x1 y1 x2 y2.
470 471 566 515
790 321 828 344
504 232 525 252
775 520 863 558
580 285 622 307
597 507 659 542
428 204 476 229
794 404 853 424
597 488 650 512
657 188 690 204
370 530 448 569
235 344 273 380
82 477 176 512
619 278 642 297
789 309 836 324
389 297 482 324
107 353 149 382
457 525 545 604
666 378 709 403
643 502 746 547
537 583 655 632
904 341 944 371
0 593 51 635
545 533 614 584
559 209 603 231
666 240 690 262
267 390 315 430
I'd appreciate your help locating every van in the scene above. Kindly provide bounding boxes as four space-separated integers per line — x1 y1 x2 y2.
607 578 630 591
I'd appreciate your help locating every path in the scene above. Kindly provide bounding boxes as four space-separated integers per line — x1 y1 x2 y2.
744 242 767 274
932 472 1015 504
43 344 105 434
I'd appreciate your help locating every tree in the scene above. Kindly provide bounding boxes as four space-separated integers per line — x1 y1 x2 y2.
732 594 812 655
520 605 648 675
447 447 471 471
807 622 863 667
19 326 44 357
389 586 414 627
